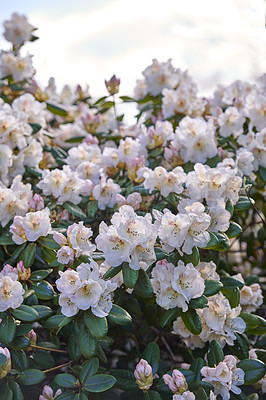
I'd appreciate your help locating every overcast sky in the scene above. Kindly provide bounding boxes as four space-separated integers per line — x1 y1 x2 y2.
0 0 265 98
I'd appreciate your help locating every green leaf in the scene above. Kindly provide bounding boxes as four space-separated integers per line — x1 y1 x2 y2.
143 391 162 400
189 381 214 392
80 358 99 382
235 196 253 210
11 305 38 322
0 316 16 345
32 280 55 300
84 374 116 392
20 243 36 268
42 314 68 329
207 340 224 367
204 232 219 249
237 359 266 384
63 202 87 219
17 369 45 385
213 232 230 251
203 280 222 297
220 276 244 289
8 381 24 400
134 269 154 299
240 313 259 330
47 102 67 116
122 263 139 289
29 123 42 134
189 296 208 309
112 369 137 391
222 287 240 308
143 342 160 374
103 265 122 280
79 324 97 359
57 316 72 333
11 335 30 349
107 304 132 325
84 310 108 339
230 333 249 360
258 166 266 182
55 374 78 388
1 384 13 400
225 222 242 238
0 234 14 245
31 305 53 319
56 392 75 400
32 349 55 370
182 247 200 266
68 334 81 362
193 387 208 400
255 350 266 364
39 236 60 250
245 275 259 286
180 309 202 335
0 353 7 367
225 200 234 217
11 349 28 371
160 308 179 327
30 269 53 281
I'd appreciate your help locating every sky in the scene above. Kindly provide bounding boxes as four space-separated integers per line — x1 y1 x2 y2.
0 0 265 99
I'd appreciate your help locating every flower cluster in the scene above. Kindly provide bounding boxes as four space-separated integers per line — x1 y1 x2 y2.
56 260 117 317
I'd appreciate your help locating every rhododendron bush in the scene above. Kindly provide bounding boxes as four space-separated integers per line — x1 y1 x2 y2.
0 12 265 400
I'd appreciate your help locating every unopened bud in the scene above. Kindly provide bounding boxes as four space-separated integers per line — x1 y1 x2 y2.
163 370 188 394
17 261 31 281
26 329 37 351
29 194 44 211
53 232 67 246
134 359 153 392
105 74 120 95
0 347 11 378
40 385 62 400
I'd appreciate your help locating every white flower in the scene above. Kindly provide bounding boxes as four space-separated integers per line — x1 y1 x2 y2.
142 59 179 96
75 279 102 310
172 261 205 303
10 54 35 81
56 269 81 294
58 294 79 317
173 391 195 400
3 13 35 46
67 222 96 256
93 176 121 210
91 279 117 318
196 261 220 281
11 207 51 243
56 246 75 264
0 276 25 311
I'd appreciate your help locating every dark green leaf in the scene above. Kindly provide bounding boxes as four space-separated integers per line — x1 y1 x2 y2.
112 369 137 391
204 232 219 249
134 269 154 299
0 316 16 345
1 384 12 400
84 310 108 339
103 265 122 280
31 305 53 319
221 287 240 308
11 349 28 371
0 234 14 245
32 280 55 300
189 296 208 309
122 263 139 289
237 359 266 384
143 342 160 374
63 202 87 219
0 353 7 367
84 374 116 392
207 340 224 367
42 314 68 329
182 247 200 266
107 304 132 325
8 381 24 400
160 308 179 327
30 269 53 281
220 276 244 289
80 358 99 382
235 196 253 210
225 222 242 238
17 369 45 385
143 391 162 400
11 335 30 349
230 333 249 360
11 304 38 323
180 309 202 335
203 280 222 297
55 374 78 388
79 324 97 359
47 102 67 116
39 236 60 250
20 243 36 268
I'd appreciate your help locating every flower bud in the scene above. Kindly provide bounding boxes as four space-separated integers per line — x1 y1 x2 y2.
163 369 188 394
53 231 67 246
0 347 11 379
105 74 120 95
29 194 44 211
26 329 37 351
40 385 62 400
17 261 31 281
134 359 153 392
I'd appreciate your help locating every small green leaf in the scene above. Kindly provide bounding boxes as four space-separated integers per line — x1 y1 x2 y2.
0 234 14 245
42 314 68 329
80 358 99 382
17 369 45 385
134 269 154 299
107 304 132 325
230 333 249 360
203 280 222 297
63 202 87 219
103 265 122 280
8 380 24 400
11 336 30 349
1 384 13 400
112 369 137 391
79 324 97 359
0 316 16 345
39 236 60 250
20 243 36 268
31 305 53 319
55 374 78 388
237 359 266 384
11 305 39 322
220 276 244 289
160 308 179 327
180 309 202 335
10 350 28 371
214 232 230 251
204 232 219 249
84 310 108 338
57 316 72 333
207 340 224 367
32 280 55 300
182 247 200 266
143 342 160 374
143 391 162 400
122 263 139 289
190 358 205 381
225 222 242 238
189 295 208 309
47 102 67 116
30 269 53 281
84 374 116 392
222 287 240 308
235 196 253 210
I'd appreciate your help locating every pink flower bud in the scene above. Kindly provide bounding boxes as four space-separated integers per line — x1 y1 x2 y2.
82 133 99 145
40 385 62 400
29 194 44 211
163 370 188 394
26 329 37 349
17 261 31 281
134 359 153 392
126 192 142 210
105 74 120 95
53 232 67 246
0 347 11 378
